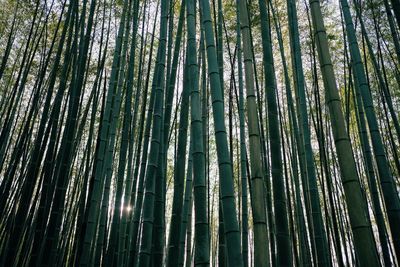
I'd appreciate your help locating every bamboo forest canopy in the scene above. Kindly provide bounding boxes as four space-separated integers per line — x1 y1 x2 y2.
0 0 400 265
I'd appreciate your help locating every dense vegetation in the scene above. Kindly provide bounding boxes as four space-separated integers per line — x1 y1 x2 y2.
0 0 399 266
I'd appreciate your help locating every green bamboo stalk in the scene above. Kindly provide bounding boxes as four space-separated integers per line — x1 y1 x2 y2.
136 0 169 263
341 0 400 261
237 0 270 266
198 0 243 264
309 0 380 264
187 0 210 263
235 3 248 266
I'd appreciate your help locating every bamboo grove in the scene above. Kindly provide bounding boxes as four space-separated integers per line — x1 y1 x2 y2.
0 0 399 265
